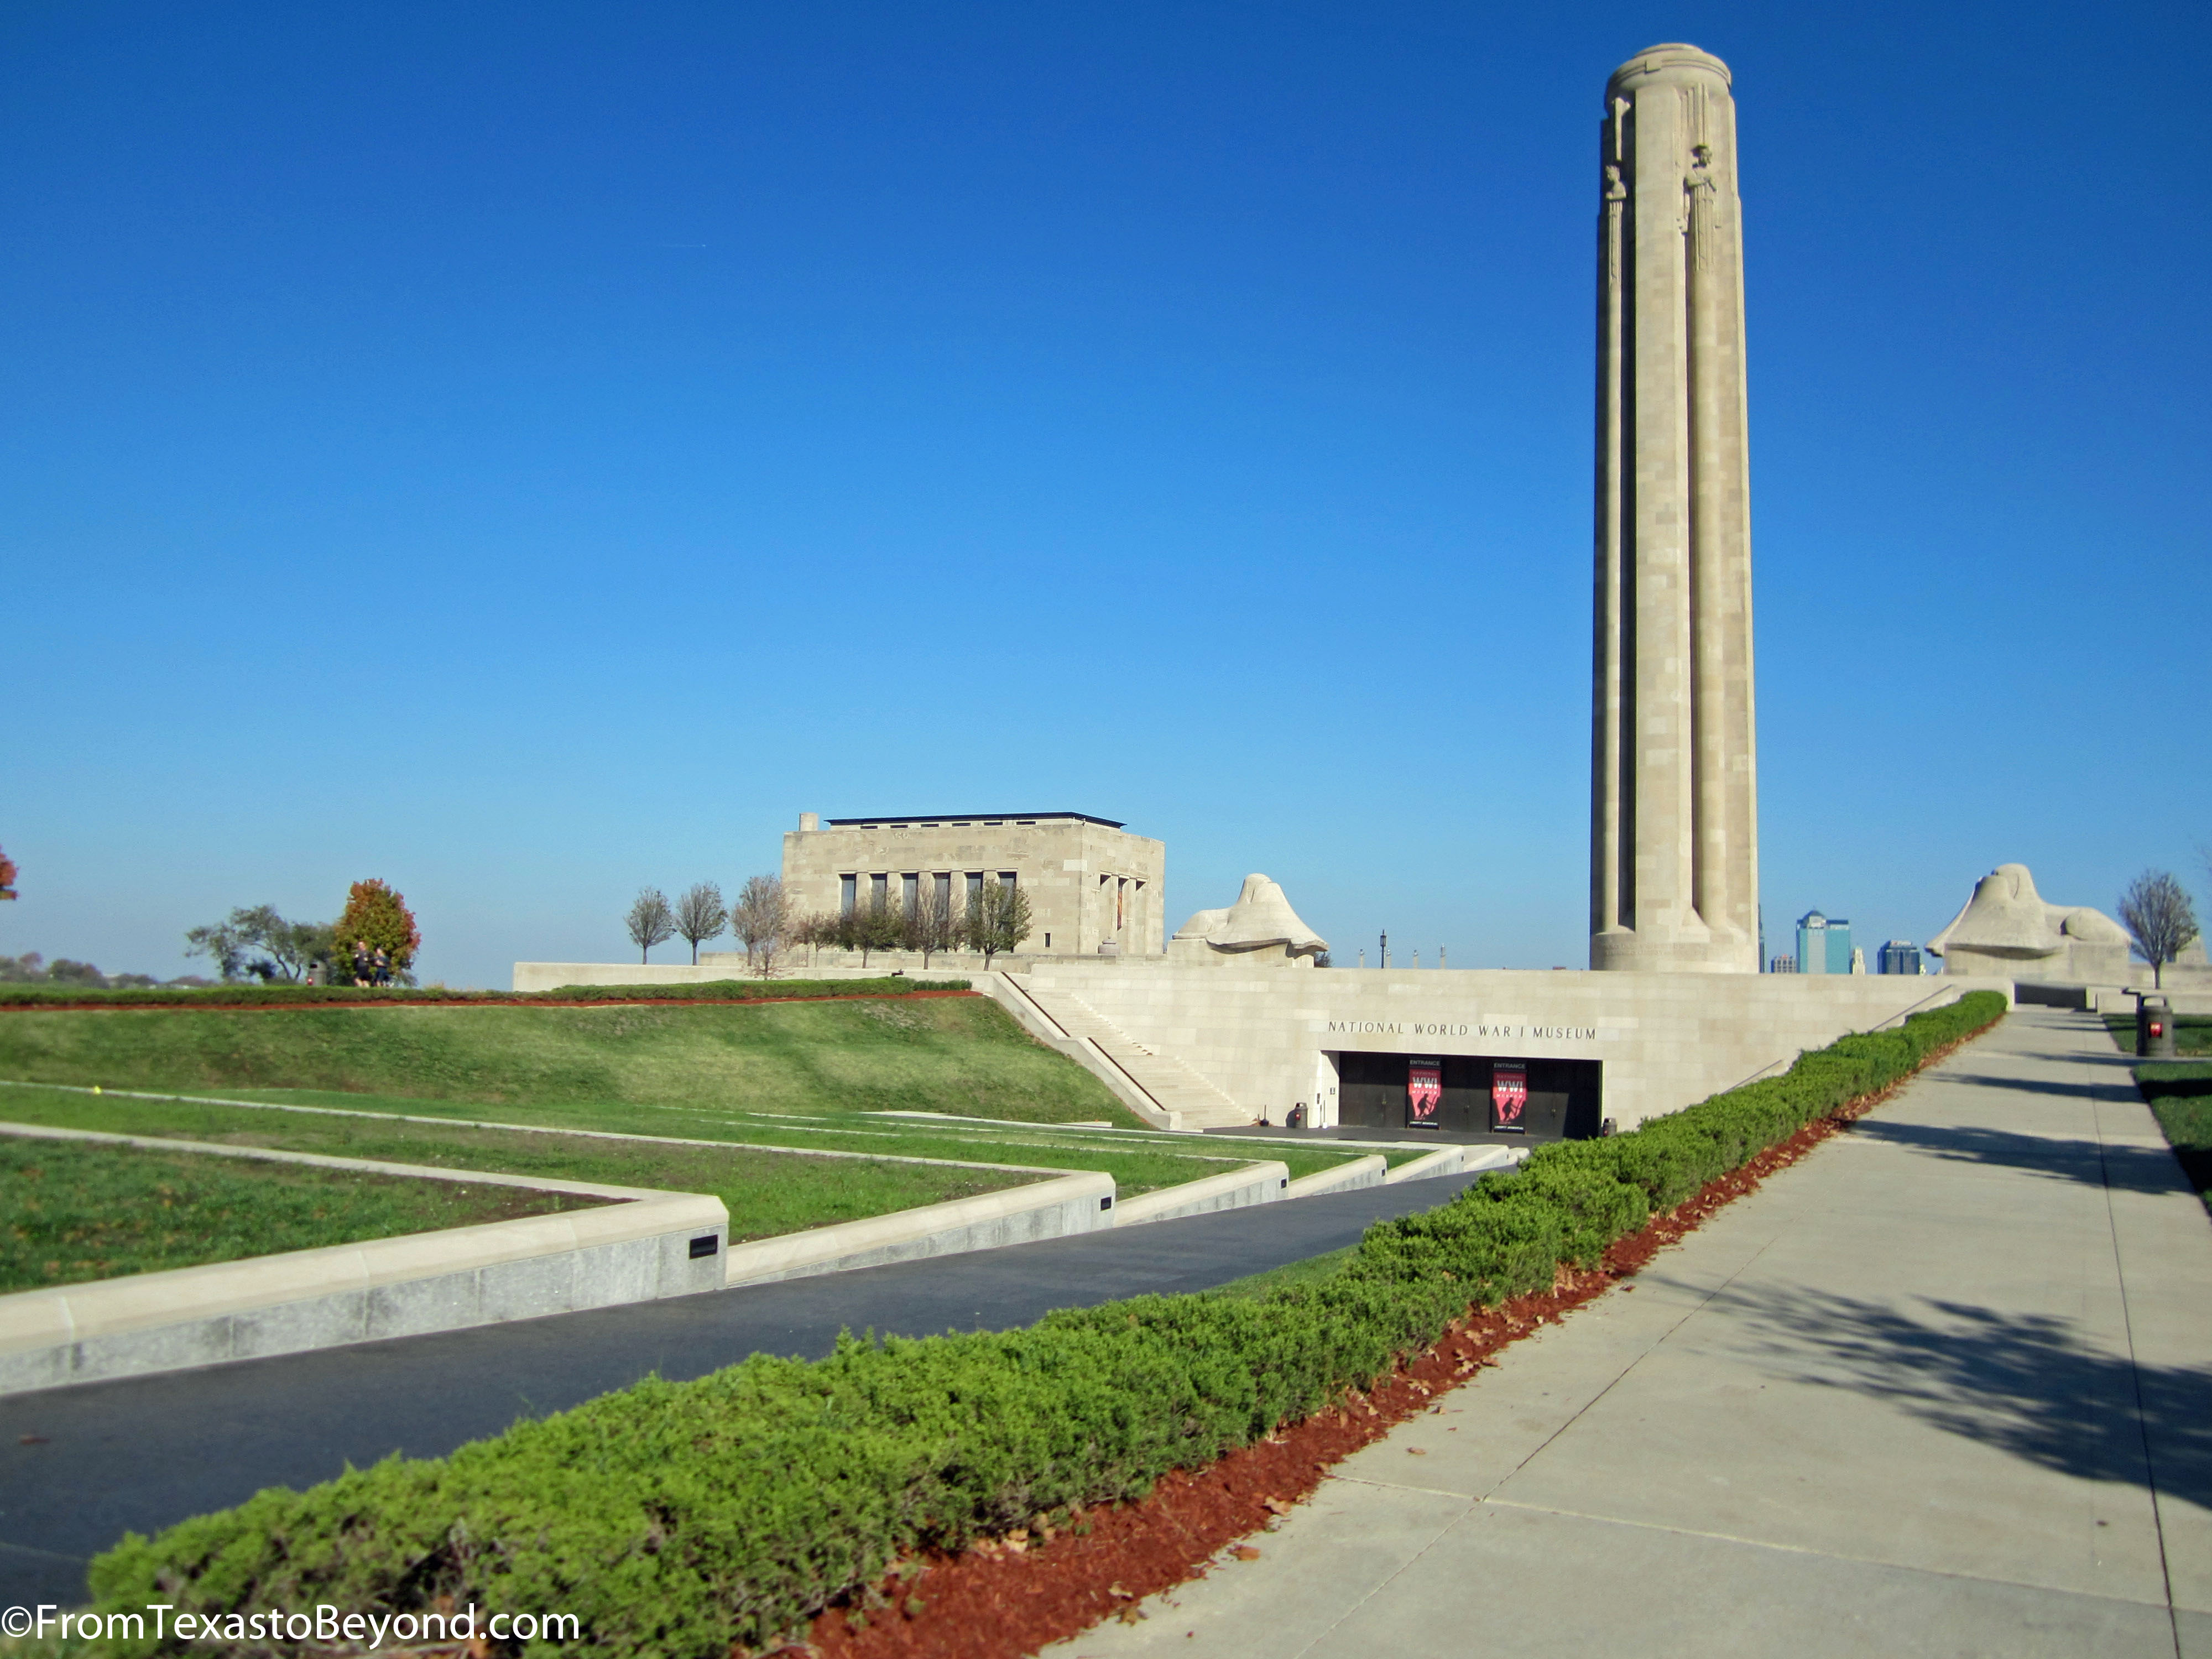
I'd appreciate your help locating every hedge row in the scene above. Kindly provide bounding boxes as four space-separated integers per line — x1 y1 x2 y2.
85 990 2007 1657
0 977 969 1010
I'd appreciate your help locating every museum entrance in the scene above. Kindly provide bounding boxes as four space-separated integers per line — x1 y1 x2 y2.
1334 1052 1602 1144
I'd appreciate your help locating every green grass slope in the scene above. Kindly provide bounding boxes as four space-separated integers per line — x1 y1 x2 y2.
1 1138 602 1292
0 995 1136 1125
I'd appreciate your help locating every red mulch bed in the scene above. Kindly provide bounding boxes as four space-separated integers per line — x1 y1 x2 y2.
0 990 982 1016
771 1025 1992 1659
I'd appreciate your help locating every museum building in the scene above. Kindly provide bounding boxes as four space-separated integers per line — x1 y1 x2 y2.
780 811 1166 959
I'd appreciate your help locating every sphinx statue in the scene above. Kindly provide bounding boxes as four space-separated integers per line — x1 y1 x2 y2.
1169 874 1328 967
1926 864 2131 983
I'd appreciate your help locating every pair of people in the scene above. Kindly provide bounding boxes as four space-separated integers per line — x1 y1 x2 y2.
349 940 393 987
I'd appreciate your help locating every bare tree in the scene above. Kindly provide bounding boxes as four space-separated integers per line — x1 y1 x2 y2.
729 874 793 978
674 882 728 965
625 888 676 964
790 911 837 971
963 878 1033 969
2119 870 2200 989
904 878 961 969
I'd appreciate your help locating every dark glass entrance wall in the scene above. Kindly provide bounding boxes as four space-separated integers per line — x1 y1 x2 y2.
1335 1052 1603 1144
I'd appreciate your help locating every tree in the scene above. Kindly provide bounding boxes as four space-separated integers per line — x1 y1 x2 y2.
333 880 420 983
185 917 252 981
184 905 338 983
964 878 1032 969
0 845 16 900
790 911 838 969
729 874 793 978
836 891 899 969
625 887 676 964
2119 870 2199 990
673 882 728 965
903 880 961 969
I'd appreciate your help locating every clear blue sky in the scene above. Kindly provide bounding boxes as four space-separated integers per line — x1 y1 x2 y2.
6 1 2206 986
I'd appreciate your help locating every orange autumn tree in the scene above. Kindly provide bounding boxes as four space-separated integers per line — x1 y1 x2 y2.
334 879 421 982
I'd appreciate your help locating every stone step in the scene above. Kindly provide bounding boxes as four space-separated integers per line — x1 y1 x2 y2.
1022 986 1253 1129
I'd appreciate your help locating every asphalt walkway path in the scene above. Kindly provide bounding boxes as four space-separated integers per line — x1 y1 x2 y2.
1054 1008 2212 1658
0 1169 1485 1608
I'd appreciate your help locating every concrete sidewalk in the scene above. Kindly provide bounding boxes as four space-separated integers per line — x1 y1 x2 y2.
1055 1008 2212 1658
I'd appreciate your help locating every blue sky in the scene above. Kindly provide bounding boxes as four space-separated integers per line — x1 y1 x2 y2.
5 1 2206 985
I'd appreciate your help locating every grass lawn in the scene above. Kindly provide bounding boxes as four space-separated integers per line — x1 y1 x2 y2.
2132 1062 2212 1215
1204 1244 1358 1300
0 1137 606 1293
0 1086 1045 1245
0 995 1136 1124
2100 1012 2212 1056
0 999 1407 1250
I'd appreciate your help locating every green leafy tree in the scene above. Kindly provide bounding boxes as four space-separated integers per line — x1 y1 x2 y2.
963 879 1032 969
336 880 422 982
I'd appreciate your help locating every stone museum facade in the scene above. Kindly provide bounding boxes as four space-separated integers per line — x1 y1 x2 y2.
779 811 1167 959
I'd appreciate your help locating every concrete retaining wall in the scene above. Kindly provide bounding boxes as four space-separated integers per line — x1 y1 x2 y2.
1382 1144 1524 1184
1282 1154 1387 1200
1113 1161 1291 1227
0 1125 727 1396
725 1172 1115 1285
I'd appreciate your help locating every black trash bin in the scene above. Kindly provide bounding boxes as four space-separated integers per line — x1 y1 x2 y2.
2137 995 2178 1060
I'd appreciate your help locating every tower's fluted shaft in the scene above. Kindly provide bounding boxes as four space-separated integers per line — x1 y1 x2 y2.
1590 43 1759 973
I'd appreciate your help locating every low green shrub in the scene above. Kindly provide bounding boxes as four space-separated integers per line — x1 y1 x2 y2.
84 990 2006 1657
0 977 968 1010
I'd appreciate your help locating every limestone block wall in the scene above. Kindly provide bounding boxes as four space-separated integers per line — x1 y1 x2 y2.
780 814 1166 958
1017 963 2011 1131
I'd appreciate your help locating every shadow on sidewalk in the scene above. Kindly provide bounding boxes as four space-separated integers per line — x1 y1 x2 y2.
1848 1119 2192 1197
1927 1070 2144 1103
1710 1284 2212 1507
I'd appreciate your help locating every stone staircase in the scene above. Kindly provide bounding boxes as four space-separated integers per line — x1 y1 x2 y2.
1016 984 1253 1130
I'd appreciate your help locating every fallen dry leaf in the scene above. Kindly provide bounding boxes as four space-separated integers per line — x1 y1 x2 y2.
1230 1545 1262 1561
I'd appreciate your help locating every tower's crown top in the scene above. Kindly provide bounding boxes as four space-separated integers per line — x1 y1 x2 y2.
1606 43 1731 101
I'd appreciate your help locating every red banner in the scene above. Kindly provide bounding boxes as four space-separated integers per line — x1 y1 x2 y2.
1490 1063 1528 1131
1406 1059 1442 1127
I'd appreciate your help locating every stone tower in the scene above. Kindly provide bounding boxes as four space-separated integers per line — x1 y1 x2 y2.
1589 43 1759 973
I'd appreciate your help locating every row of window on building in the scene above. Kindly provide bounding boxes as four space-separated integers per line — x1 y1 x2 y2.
838 870 1016 915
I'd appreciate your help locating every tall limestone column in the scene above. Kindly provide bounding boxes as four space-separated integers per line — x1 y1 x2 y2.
1590 43 1759 974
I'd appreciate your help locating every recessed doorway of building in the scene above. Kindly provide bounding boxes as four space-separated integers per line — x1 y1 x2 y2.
1333 1051 1602 1144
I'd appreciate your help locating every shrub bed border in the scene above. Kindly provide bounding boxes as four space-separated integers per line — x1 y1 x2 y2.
78 992 2008 1659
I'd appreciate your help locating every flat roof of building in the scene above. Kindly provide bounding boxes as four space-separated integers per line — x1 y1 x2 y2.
824 812 1126 829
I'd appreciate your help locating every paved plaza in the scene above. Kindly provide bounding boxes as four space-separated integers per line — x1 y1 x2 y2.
1054 1008 2212 1658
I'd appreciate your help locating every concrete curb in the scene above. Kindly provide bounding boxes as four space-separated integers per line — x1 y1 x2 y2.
1282 1154 1387 1200
1114 1161 1291 1227
0 1123 728 1396
726 1172 1115 1286
1381 1144 1526 1183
